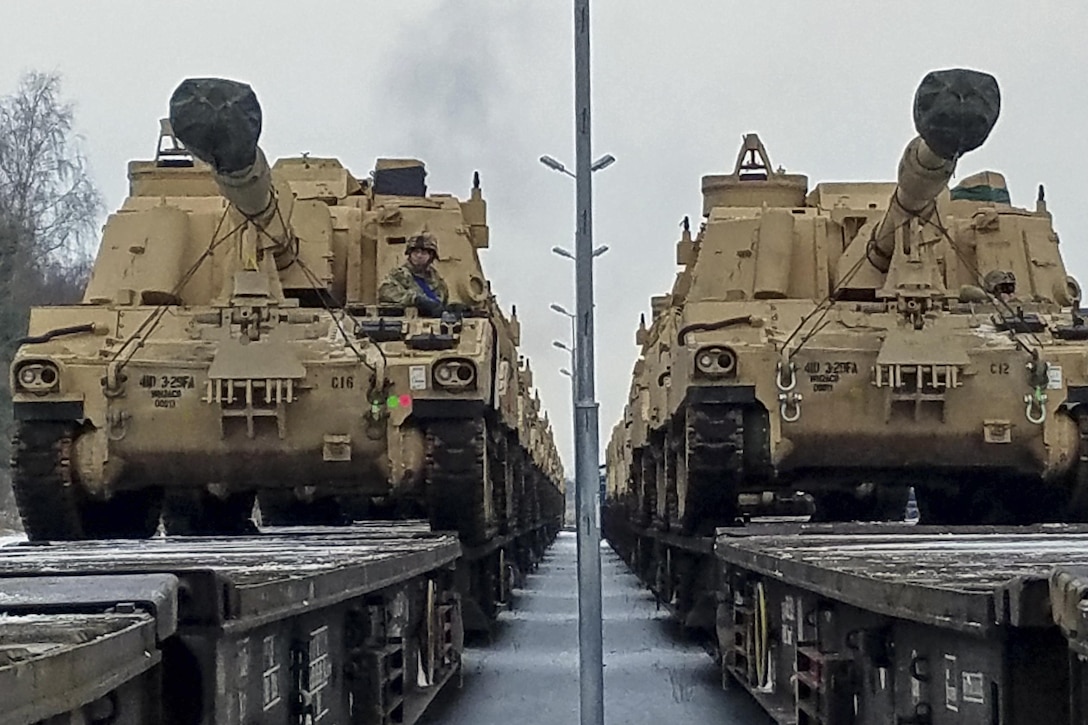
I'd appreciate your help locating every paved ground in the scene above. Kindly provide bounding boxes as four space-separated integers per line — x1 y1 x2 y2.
420 531 772 724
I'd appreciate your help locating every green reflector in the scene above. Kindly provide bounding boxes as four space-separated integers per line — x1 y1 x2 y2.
387 395 399 409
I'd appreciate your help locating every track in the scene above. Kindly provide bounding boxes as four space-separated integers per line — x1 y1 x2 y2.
11 421 165 540
426 417 494 545
9 421 83 540
681 402 745 534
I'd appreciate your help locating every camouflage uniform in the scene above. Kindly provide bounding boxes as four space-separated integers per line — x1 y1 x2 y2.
378 264 449 308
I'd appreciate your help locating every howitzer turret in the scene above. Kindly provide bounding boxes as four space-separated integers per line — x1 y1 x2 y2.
169 78 296 260
866 68 1001 273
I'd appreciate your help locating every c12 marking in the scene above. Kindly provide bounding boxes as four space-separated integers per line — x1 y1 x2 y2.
990 362 1010 375
331 375 354 390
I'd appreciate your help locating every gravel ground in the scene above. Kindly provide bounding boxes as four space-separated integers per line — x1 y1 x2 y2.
420 531 772 724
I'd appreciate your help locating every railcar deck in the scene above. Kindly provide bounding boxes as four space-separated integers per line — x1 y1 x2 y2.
717 523 1088 632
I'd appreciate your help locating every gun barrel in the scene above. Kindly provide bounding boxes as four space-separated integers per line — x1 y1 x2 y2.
169 78 290 244
868 69 1000 272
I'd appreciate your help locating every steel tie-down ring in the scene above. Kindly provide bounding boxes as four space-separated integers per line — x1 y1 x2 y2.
106 406 130 441
776 359 797 392
779 392 802 423
1025 388 1047 425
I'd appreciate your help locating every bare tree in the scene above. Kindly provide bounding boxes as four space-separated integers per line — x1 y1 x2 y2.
0 71 101 529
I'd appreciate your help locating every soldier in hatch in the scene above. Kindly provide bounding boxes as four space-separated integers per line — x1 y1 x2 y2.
983 270 1018 303
378 234 449 315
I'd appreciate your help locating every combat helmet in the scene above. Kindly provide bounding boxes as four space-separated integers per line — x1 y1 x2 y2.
983 269 1017 296
406 233 439 259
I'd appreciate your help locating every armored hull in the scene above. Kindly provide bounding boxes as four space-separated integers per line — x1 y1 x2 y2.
673 300 1084 522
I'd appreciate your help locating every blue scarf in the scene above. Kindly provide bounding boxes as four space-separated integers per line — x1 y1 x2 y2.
414 274 441 303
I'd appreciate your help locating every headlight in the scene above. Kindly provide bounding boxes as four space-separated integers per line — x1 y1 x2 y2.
432 359 477 390
694 346 737 377
13 360 61 393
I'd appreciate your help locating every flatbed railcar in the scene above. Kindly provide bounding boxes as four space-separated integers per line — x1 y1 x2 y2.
0 523 462 725
607 517 1088 725
715 524 1088 725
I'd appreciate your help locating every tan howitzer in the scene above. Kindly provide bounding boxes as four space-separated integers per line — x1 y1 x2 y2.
169 78 296 261
867 69 1001 272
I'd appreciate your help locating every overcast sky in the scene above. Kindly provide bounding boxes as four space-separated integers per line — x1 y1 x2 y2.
4 1 1088 473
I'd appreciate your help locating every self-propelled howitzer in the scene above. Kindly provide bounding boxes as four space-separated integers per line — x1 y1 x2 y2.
9 77 565 545
607 67 1088 534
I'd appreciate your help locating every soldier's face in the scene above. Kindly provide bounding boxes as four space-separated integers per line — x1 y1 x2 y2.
408 249 433 270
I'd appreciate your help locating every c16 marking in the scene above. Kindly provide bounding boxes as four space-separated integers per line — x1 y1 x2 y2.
331 375 354 390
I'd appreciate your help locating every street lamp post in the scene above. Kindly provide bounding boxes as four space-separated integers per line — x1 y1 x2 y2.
573 2 603 717
539 7 608 716
540 2 607 722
